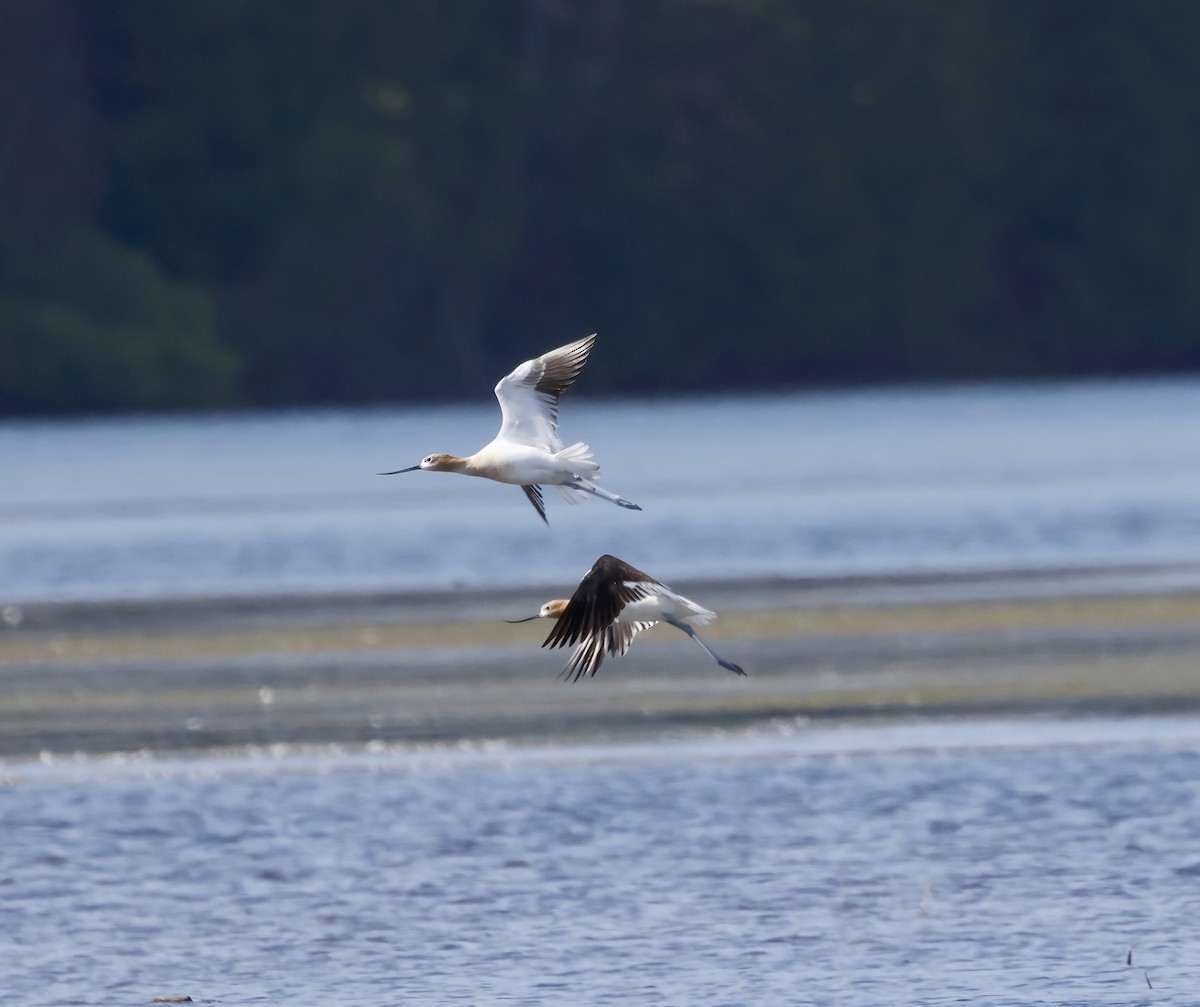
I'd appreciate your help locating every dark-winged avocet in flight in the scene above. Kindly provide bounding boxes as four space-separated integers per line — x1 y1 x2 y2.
379 334 641 523
509 554 746 681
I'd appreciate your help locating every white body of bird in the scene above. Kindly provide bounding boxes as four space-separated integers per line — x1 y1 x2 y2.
463 440 598 486
618 590 716 629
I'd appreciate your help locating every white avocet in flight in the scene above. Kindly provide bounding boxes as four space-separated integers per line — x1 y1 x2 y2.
509 554 746 681
380 334 641 523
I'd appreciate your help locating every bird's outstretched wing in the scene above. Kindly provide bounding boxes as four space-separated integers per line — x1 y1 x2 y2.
607 617 657 659
494 334 596 451
556 617 655 681
542 555 648 650
543 555 660 681
559 631 609 682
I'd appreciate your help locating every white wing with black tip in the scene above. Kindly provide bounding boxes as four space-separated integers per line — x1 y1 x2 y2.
494 334 596 452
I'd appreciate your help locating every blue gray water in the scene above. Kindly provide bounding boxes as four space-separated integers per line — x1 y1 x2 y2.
3 377 1200 604
4 716 1199 1006
6 381 1200 1006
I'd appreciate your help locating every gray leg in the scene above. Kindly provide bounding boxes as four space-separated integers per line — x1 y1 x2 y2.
570 479 642 511
664 617 746 676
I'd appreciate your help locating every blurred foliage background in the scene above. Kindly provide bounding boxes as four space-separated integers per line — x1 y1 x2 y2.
2 0 1199 415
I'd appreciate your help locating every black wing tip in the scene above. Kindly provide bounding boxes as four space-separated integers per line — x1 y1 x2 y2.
521 484 548 524
558 661 588 683
560 646 603 682
535 333 597 398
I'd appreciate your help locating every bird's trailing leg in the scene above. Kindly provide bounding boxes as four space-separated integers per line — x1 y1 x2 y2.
664 616 746 676
567 478 642 511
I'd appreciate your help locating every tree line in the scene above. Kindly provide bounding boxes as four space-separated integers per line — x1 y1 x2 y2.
2 1 1199 415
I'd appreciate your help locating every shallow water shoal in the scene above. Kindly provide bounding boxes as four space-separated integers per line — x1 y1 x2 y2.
4 570 1200 759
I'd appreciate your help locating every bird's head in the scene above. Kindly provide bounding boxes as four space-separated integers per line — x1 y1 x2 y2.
417 453 460 472
379 453 461 475
506 599 569 623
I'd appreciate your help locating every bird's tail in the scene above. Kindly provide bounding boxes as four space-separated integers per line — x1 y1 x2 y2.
663 588 716 625
554 441 600 477
683 604 717 626
553 442 602 505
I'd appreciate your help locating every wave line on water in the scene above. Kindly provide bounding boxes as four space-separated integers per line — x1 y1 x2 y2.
7 712 1200 787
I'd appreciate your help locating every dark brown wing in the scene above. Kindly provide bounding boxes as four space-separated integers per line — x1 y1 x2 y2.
559 630 609 682
521 484 547 524
607 619 656 658
541 554 655 651
561 622 644 682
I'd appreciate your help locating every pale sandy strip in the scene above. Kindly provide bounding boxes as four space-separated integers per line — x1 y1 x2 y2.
2 591 1200 667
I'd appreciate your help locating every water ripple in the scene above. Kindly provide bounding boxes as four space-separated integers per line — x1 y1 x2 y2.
2 717 1198 1004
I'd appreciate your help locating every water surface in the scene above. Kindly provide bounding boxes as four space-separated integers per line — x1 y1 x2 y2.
4 716 1198 1006
3 378 1200 604
7 383 1199 1006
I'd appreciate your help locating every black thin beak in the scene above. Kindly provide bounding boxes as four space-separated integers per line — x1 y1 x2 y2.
378 465 421 475
505 614 541 623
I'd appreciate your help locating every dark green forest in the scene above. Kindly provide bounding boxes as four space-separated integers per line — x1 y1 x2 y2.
3 1 1200 415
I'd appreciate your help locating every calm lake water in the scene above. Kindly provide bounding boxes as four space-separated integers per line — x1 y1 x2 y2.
3 377 1200 604
5 716 1200 1007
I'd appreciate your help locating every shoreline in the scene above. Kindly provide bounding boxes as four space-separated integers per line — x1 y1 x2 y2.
11 711 1200 783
